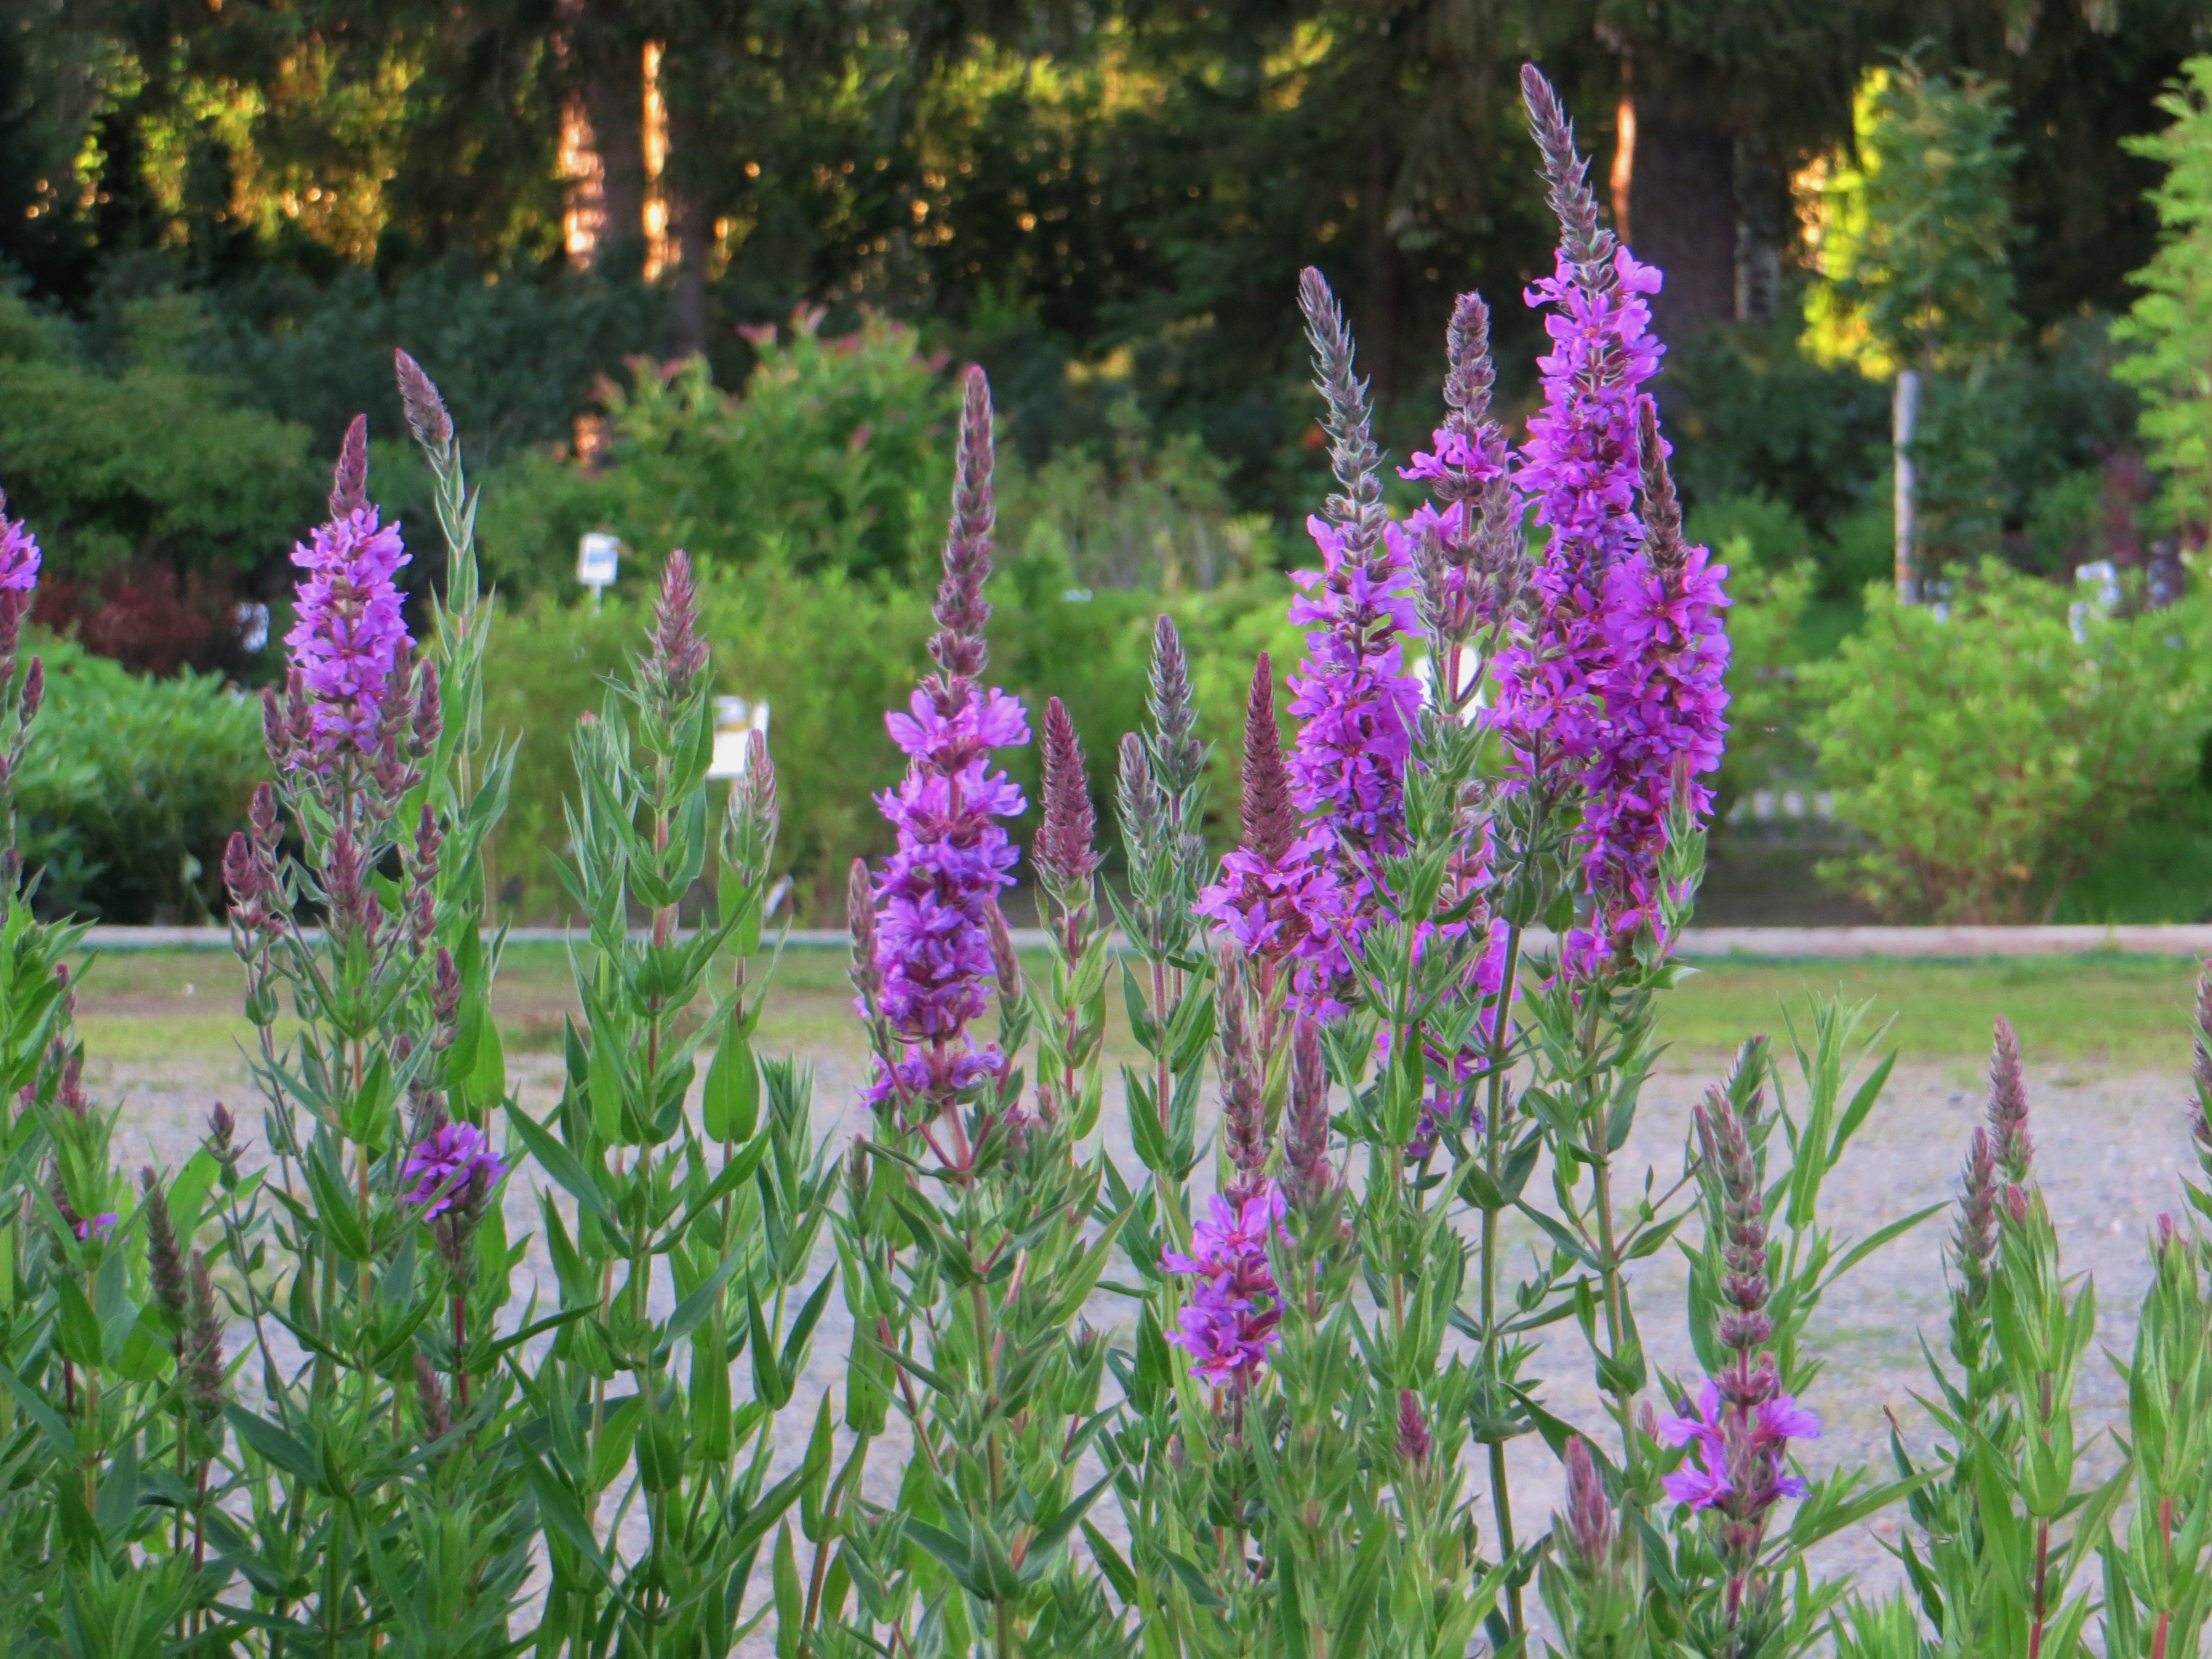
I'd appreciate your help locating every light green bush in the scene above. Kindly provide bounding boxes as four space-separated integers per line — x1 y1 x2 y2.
0 291 319 579
479 546 1302 922
15 635 268 921
1806 560 2210 921
2117 54 2212 539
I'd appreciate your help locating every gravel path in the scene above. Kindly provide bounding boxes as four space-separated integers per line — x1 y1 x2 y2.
88 1039 2194 1647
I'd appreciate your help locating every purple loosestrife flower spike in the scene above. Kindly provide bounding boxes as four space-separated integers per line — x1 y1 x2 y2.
394 349 455 454
1146 617 1204 797
329 415 369 519
1397 291 1519 659
1281 1019 1338 1210
401 1122 505 1218
141 1168 189 1329
647 550 709 709
1217 951 1269 1205
1282 269 1424 1019
1519 65 1616 289
184 1251 225 1425
1695 1084 1773 1367
1035 696 1102 903
868 369 1029 1119
1197 654 1312 969
1239 654 1297 865
1563 1436 1616 1571
415 1354 454 1442
285 436 414 766
1162 1185 1288 1389
1953 1125 2000 1321
1396 1389 1433 1467
926 367 995 700
847 858 883 1011
0 495 40 594
1987 1016 2032 1182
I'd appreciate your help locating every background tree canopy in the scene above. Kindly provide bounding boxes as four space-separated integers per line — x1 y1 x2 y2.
0 1 2195 517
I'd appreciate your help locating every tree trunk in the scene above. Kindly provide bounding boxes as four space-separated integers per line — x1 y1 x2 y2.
1624 96 1737 345
666 183 711 359
577 9 646 266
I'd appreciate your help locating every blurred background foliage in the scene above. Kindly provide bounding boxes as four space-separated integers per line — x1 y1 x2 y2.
2 0 2211 923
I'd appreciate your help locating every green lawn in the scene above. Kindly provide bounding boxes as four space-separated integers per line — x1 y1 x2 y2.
57 945 2209 1073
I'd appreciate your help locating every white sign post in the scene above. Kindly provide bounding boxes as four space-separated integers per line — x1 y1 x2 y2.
577 533 620 613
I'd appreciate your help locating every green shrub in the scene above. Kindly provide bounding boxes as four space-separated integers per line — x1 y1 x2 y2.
15 635 268 921
2117 54 2212 539
1806 560 2210 921
0 290 320 581
480 546 1302 922
475 311 961 596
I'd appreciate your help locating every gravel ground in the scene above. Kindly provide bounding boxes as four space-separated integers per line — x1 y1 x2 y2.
87 1037 2194 1647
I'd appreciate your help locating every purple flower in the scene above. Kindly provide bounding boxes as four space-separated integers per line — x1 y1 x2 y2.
1169 1275 1281 1386
1491 247 1665 801
0 511 41 592
74 1212 118 1242
1279 514 1425 1019
1163 1183 1290 1389
866 366 1028 1118
1164 1188 1290 1276
1657 1378 1819 1516
284 505 413 761
401 1122 505 1217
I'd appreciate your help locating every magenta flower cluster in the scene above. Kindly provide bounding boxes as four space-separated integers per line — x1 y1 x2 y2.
1277 518 1424 1019
0 512 41 592
401 1121 506 1217
1162 1185 1288 1389
1489 246 1730 972
1657 1377 1820 1513
867 686 1029 1103
285 507 414 761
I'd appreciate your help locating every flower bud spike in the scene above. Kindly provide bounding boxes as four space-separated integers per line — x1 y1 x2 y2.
1443 291 1497 439
1238 653 1297 864
1986 1016 2032 1183
1283 1019 1337 1208
141 1169 189 1328
328 414 369 519
414 1353 453 1442
1146 617 1204 797
1217 950 1267 1203
650 550 709 705
927 366 995 696
1395 1389 1433 1467
1635 397 1689 578
184 1251 226 1424
1296 266 1386 564
1563 1436 1615 1570
985 899 1022 1005
1035 696 1101 901
1519 63 1616 288
394 349 455 453
18 655 41 728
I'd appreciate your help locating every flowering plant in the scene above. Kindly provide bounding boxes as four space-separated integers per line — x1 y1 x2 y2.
11 61 2212 1659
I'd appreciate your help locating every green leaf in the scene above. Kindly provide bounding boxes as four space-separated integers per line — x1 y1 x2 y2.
502 1099 618 1231
701 1015 759 1145
227 1407 323 1490
0 1361 75 1462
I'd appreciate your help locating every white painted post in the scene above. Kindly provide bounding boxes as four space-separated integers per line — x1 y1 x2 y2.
1893 369 1920 604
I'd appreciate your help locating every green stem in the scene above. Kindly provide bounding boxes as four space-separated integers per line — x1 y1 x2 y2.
1478 920 1525 1633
